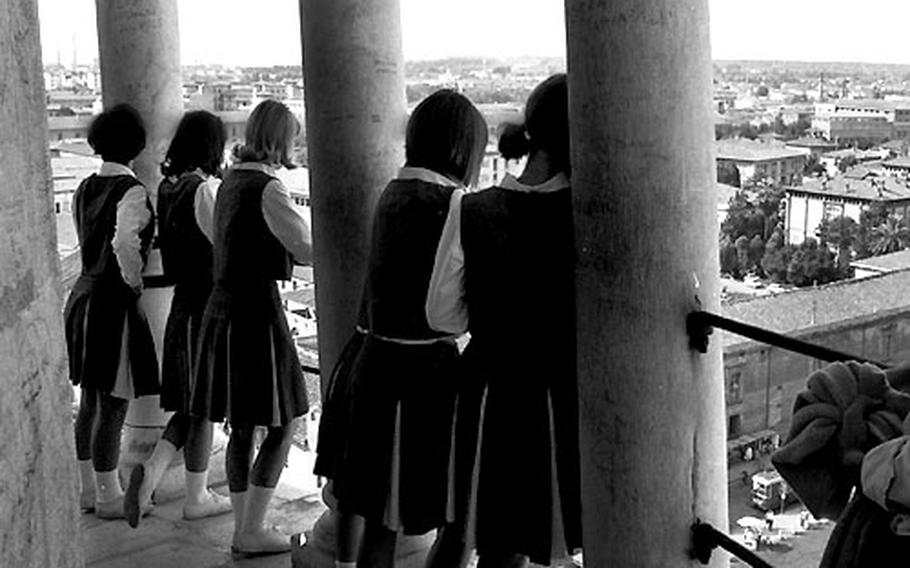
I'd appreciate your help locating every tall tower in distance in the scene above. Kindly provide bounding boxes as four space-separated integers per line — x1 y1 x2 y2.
818 72 825 101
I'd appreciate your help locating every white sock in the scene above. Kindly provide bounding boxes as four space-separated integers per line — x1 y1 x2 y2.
184 470 209 504
145 439 178 488
335 562 357 568
79 459 95 495
95 469 123 503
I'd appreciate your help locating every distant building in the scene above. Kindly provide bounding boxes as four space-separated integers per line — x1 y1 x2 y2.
813 99 910 145
818 147 889 177
785 136 837 158
715 139 807 187
722 269 910 461
47 115 92 141
882 156 910 176
784 172 910 244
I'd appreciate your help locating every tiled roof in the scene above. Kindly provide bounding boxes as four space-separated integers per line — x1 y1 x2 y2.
721 269 910 348
716 139 806 162
883 157 910 169
787 175 910 202
851 249 910 272
786 137 837 149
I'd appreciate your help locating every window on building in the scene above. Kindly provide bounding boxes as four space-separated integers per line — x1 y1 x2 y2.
728 414 742 438
726 370 743 404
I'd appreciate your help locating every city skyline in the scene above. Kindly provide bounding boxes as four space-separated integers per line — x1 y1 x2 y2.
39 0 910 68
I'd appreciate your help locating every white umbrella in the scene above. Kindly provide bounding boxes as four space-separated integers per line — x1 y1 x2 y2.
737 516 766 530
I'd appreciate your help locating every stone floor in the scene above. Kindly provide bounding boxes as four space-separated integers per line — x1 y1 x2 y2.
83 446 326 568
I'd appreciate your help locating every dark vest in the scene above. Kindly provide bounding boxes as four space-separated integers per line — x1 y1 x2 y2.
461 186 575 359
157 173 213 298
212 167 292 289
361 178 456 340
73 173 154 286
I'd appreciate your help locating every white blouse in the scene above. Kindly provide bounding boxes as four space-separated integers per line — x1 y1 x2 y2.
232 162 312 265
424 172 571 334
87 161 150 292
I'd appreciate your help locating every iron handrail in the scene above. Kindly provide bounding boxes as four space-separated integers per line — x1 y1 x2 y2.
691 520 775 568
687 310 887 368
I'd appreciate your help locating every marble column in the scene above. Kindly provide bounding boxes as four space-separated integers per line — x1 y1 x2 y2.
294 1 431 566
298 0 408 391
0 0 83 566
94 0 184 482
565 0 728 566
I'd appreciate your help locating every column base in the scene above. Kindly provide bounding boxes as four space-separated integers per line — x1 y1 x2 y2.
292 509 436 568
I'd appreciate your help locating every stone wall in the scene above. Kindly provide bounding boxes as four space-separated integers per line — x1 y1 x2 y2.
725 307 910 442
0 1 83 566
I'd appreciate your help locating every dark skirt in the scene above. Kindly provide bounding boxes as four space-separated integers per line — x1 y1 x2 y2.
323 334 459 535
457 343 583 565
190 282 308 426
159 286 209 414
313 330 366 478
64 276 159 397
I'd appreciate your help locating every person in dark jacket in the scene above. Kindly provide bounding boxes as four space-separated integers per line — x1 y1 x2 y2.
314 89 488 568
426 74 582 568
65 104 159 520
191 99 312 557
124 110 232 528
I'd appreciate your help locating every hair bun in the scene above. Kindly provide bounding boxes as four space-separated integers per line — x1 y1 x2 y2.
498 122 530 161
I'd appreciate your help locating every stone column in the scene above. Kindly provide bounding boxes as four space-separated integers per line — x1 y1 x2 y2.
0 1 83 566
294 1 425 566
565 1 728 566
298 0 408 390
95 0 183 478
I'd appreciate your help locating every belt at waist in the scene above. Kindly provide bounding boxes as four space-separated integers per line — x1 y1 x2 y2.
355 325 457 346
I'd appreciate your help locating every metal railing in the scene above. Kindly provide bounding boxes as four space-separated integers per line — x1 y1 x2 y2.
686 309 894 567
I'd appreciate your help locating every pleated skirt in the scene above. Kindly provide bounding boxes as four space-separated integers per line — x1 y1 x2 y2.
319 334 460 535
159 286 209 414
455 344 583 566
191 283 308 427
64 276 159 398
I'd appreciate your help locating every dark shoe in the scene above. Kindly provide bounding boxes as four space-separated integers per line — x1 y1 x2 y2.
124 464 145 528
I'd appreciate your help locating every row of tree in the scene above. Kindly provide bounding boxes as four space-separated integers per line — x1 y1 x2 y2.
715 116 812 142
721 185 910 288
719 185 851 286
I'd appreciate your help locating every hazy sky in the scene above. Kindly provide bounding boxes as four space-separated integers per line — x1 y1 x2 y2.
37 0 910 67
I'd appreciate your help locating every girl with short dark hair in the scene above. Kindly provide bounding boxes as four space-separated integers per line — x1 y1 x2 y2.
191 99 313 557
124 110 232 528
426 74 582 568
66 103 159 520
314 89 488 568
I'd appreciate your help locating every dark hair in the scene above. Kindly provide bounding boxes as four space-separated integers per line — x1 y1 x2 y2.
405 89 488 186
232 99 300 168
498 73 569 171
87 103 146 165
161 111 227 178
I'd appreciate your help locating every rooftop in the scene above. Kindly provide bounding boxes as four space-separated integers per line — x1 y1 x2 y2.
721 268 910 348
823 98 910 112
883 156 910 169
851 249 910 274
787 174 910 202
785 137 837 149
715 139 806 162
